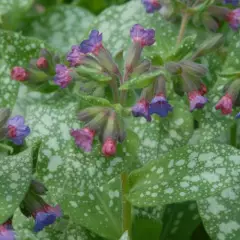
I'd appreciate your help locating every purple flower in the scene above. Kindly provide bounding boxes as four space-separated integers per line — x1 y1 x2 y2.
149 94 173 117
132 99 152 122
142 0 161 13
130 24 155 47
67 45 86 67
188 91 208 111
223 0 239 6
7 116 30 145
70 128 96 152
79 30 103 55
0 221 15 240
227 9 240 30
236 112 240 118
54 64 72 88
33 205 62 232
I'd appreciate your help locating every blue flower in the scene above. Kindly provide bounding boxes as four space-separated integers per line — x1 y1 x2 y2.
141 0 161 13
79 30 103 55
54 64 72 88
7 116 30 145
223 0 239 6
130 24 155 47
149 95 173 117
132 98 152 121
33 205 62 232
236 112 240 118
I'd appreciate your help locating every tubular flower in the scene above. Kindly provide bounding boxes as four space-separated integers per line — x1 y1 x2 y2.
70 128 95 152
0 220 15 240
149 94 173 117
102 138 117 157
132 98 152 122
141 0 161 13
226 8 240 30
188 91 208 111
11 67 28 81
7 115 30 145
54 64 72 88
67 45 86 67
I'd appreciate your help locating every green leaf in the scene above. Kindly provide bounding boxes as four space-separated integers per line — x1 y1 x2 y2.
0 0 33 16
91 0 178 57
168 35 196 61
160 201 200 240
0 30 48 67
26 98 139 239
128 143 240 207
0 63 19 108
27 5 94 52
198 185 240 240
119 69 164 90
132 101 194 164
0 148 33 223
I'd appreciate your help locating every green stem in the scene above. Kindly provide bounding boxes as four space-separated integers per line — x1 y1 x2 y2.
0 143 13 154
176 12 190 45
110 78 119 103
121 172 132 237
231 123 237 148
120 72 129 105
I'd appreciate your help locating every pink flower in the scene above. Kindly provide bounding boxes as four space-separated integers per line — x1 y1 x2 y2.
11 67 28 81
102 138 117 157
215 93 233 115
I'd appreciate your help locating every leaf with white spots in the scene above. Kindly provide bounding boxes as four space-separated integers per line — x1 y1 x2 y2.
0 30 47 67
27 5 95 52
160 201 200 240
132 101 194 164
90 0 178 57
0 62 19 108
13 209 101 240
128 143 240 207
0 0 33 16
26 97 139 239
0 148 33 223
198 185 240 240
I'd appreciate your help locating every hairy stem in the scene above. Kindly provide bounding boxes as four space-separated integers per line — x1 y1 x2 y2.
176 12 190 45
110 77 119 103
121 172 132 237
120 72 129 105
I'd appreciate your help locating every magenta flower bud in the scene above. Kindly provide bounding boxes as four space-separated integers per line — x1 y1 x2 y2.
7 115 30 145
67 45 86 67
199 83 208 96
0 219 15 240
188 90 208 111
36 57 48 69
80 30 103 55
102 138 117 157
132 98 152 122
70 128 95 152
54 64 72 88
33 204 62 232
149 93 173 117
141 0 161 13
11 66 28 81
215 93 233 115
227 9 240 30
130 24 155 47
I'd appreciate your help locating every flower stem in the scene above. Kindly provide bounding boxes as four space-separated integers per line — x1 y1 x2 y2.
176 12 190 45
110 77 119 103
0 143 13 154
231 123 237 147
121 172 132 237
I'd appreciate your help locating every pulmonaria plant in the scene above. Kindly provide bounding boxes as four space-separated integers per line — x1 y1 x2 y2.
2 0 240 239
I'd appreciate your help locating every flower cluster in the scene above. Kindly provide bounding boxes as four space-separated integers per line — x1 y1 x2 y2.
20 180 62 233
0 109 30 145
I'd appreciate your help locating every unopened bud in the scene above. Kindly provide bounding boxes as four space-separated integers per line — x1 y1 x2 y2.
11 67 28 81
30 180 48 195
132 59 151 76
102 138 117 157
36 57 48 69
165 62 182 74
78 107 105 122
